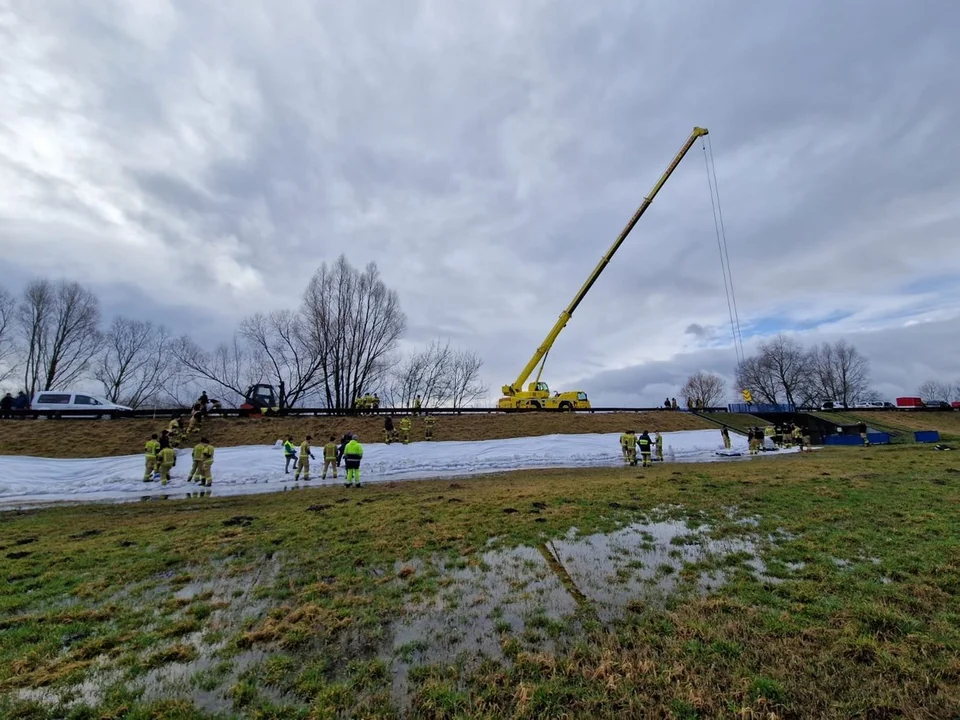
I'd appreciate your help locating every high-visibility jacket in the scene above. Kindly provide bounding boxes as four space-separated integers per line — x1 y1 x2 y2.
145 439 160 458
203 444 215 462
158 447 177 466
282 440 296 456
343 439 363 462
193 443 205 460
637 435 652 453
323 442 338 460
619 433 636 450
399 418 412 431
424 416 435 427
299 441 311 457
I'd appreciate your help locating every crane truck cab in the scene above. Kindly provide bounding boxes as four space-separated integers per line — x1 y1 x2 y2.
498 383 590 411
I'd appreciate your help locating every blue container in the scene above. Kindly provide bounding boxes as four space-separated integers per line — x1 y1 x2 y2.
824 435 863 446
867 432 890 445
914 430 941 443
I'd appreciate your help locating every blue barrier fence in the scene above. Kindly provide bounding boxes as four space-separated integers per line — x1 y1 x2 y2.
824 433 891 446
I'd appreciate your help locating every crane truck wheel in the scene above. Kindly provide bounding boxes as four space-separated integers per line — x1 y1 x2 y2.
529 401 542 410
558 401 572 412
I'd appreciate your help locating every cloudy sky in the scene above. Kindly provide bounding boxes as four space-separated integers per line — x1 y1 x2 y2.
2 0 958 406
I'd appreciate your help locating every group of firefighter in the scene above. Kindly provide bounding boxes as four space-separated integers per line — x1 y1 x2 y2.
143 433 215 486
277 413 437 487
619 430 665 467
747 423 811 454
141 392 222 486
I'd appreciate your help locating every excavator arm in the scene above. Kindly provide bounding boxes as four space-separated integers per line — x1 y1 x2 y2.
502 126 709 397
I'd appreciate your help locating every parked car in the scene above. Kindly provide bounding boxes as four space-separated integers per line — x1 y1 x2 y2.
853 401 894 409
30 392 132 418
923 400 952 410
819 400 845 410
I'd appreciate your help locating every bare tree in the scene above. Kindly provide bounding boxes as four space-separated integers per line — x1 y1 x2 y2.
95 317 174 408
0 287 17 385
810 340 871 407
681 371 726 408
302 256 406 409
761 334 814 407
735 355 780 404
170 334 264 406
448 348 487 408
917 380 954 403
18 279 101 395
238 310 326 408
388 341 455 407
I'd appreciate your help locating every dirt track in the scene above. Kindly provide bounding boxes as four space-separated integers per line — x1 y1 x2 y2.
0 412 713 459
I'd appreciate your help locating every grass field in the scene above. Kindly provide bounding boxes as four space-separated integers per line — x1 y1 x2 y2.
2 445 959 718
0 412 710 459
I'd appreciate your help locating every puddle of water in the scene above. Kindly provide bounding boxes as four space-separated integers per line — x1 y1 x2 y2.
384 518 796 708
13 557 283 713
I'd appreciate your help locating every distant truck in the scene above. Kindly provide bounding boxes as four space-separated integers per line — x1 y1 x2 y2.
895 397 924 408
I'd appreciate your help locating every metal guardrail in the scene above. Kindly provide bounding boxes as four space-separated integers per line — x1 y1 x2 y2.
3 406 728 420
4 405 954 420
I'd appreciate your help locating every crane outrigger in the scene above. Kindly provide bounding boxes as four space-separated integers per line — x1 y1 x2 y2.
498 126 709 410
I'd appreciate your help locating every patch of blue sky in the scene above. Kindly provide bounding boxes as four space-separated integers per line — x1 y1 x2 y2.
740 310 854 339
899 274 960 296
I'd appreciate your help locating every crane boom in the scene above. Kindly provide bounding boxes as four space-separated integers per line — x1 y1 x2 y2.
502 126 709 398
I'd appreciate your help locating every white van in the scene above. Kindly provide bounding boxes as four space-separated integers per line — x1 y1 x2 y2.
30 392 132 418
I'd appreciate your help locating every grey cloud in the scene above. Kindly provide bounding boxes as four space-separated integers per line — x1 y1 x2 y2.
2 0 959 404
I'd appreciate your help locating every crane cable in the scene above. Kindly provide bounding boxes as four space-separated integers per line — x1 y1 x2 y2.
701 135 745 367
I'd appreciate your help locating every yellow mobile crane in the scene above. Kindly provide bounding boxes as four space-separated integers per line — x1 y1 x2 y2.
498 126 709 411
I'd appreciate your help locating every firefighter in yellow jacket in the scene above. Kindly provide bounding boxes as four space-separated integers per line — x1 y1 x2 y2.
197 439 214 487
322 435 338 480
424 414 436 440
295 436 315 481
144 434 161 482
188 441 205 482
157 445 177 485
619 430 637 466
399 416 412 444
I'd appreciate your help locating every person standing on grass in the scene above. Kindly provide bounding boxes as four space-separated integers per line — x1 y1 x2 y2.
144 434 161 482
399 416 412 444
322 435 339 480
343 434 364 487
0 392 13 419
295 436 315 481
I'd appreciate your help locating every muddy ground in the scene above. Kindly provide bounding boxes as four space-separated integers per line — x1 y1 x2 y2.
0 411 711 459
